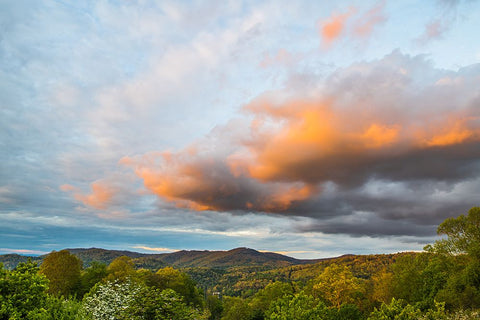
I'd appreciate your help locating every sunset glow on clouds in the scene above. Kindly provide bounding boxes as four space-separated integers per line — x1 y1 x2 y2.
1 0 480 258
120 52 480 218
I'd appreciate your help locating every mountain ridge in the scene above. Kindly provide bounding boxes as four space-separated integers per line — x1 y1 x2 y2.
0 247 329 269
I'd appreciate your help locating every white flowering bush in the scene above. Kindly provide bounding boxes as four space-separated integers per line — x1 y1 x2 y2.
446 309 480 320
83 279 142 320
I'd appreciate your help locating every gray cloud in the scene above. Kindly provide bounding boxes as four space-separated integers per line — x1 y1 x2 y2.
119 51 480 238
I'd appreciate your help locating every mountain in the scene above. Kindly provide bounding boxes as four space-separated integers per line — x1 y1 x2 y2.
151 247 316 268
66 248 150 266
0 254 42 270
0 247 321 270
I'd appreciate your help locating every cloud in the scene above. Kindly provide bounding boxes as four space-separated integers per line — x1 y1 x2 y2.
415 19 451 44
352 1 387 38
318 2 387 48
121 51 480 237
61 182 114 210
0 248 48 255
131 246 178 253
319 9 354 47
60 170 142 213
415 0 476 45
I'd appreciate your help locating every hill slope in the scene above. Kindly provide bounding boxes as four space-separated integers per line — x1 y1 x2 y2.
0 247 321 269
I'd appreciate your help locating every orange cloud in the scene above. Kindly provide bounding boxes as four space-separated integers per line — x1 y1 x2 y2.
424 120 478 147
353 1 386 38
361 124 400 148
122 150 317 213
319 2 387 48
320 9 354 46
120 52 480 214
61 182 116 210
60 184 76 192
74 182 114 210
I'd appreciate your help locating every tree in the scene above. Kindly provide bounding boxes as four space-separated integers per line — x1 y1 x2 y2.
425 207 480 257
154 267 203 307
79 261 108 297
266 291 329 320
424 207 480 309
372 268 394 304
0 261 49 319
221 297 254 320
206 295 223 320
312 264 365 308
124 288 207 320
83 279 142 320
40 250 82 297
367 298 448 320
249 281 294 315
106 256 136 282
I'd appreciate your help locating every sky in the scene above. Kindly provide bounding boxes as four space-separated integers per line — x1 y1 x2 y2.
1 0 480 259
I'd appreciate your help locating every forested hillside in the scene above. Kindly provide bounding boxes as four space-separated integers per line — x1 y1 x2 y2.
1 207 479 319
0 246 321 271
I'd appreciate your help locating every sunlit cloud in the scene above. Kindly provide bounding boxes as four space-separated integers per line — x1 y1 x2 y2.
2 0 480 257
318 2 387 48
131 246 178 253
0 248 48 255
352 1 387 38
319 9 355 47
120 51 480 228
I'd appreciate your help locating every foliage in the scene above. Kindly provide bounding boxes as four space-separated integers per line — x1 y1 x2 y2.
249 281 294 313
368 298 449 320
124 288 207 320
79 261 108 297
221 297 254 320
40 250 82 297
105 256 136 282
206 295 223 320
153 266 204 307
1 207 480 319
83 278 142 320
266 291 329 320
28 296 87 320
425 207 480 257
0 261 49 319
312 264 365 308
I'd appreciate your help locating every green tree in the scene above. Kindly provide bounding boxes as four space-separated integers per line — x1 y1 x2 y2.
425 207 480 257
123 288 207 320
0 261 49 319
368 298 448 320
206 295 223 320
368 298 421 320
154 267 203 307
40 250 82 297
249 281 294 315
266 291 329 320
221 297 254 320
424 207 480 309
79 261 107 297
29 296 88 320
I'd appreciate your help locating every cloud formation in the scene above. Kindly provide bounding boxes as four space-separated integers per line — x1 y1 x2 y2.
320 9 354 46
120 51 480 236
319 2 387 47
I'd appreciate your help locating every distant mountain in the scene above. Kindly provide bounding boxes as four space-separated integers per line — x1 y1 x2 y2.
151 247 317 268
0 247 321 270
0 254 42 270
66 248 150 266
